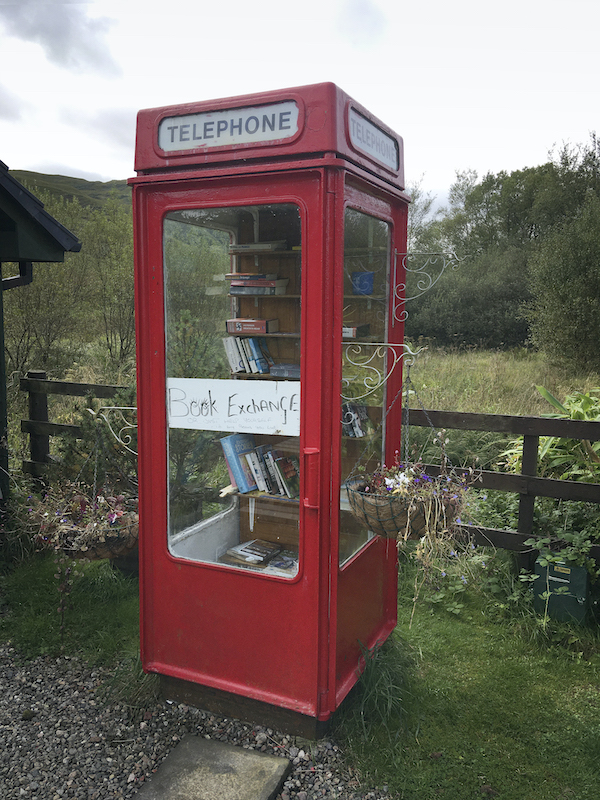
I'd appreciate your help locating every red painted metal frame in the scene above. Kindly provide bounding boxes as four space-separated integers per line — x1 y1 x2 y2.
134 82 404 189
131 84 408 723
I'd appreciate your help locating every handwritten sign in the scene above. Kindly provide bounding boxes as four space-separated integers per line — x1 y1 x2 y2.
167 378 300 435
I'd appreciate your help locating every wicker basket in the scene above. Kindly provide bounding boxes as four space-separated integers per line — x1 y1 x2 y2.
346 479 428 540
62 520 139 561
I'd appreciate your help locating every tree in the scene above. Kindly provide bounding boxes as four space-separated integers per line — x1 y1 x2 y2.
528 191 600 371
79 196 135 370
2 192 96 376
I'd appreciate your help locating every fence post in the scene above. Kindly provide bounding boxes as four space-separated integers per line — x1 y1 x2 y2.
517 434 539 571
26 370 50 468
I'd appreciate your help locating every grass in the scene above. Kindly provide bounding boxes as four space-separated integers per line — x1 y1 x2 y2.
405 346 600 416
3 348 600 795
335 552 600 799
0 553 139 663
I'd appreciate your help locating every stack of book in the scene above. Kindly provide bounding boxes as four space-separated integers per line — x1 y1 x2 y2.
226 318 279 334
341 402 375 438
220 433 301 498
220 539 299 576
221 538 281 567
226 272 289 296
223 336 274 374
342 323 371 339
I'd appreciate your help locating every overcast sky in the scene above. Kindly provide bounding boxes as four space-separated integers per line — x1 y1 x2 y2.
1 0 598 203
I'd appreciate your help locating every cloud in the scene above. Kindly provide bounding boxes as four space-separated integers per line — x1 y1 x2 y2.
337 0 388 47
0 82 24 120
60 106 137 152
0 0 121 76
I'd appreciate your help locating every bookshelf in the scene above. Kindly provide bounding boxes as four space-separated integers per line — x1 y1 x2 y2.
164 203 302 576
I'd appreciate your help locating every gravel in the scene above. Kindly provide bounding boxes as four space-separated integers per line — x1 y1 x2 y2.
0 644 394 800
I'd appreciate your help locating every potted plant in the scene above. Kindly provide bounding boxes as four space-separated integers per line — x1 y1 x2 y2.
30 482 139 560
346 432 477 544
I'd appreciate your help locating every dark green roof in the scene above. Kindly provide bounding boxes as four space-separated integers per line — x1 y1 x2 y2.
0 160 81 263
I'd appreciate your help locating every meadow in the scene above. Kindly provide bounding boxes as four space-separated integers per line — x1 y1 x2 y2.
2 348 600 799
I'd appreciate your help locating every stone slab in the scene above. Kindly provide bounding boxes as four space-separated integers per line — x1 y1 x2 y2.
136 735 291 800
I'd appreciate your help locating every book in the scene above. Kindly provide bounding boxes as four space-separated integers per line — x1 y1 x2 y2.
240 337 258 373
341 402 374 437
222 337 245 373
246 337 270 373
231 336 250 372
229 285 288 296
225 273 278 281
263 549 298 576
274 455 300 499
223 538 281 566
341 402 357 437
342 324 371 339
244 450 269 491
220 433 258 493
256 445 282 495
257 337 274 369
270 363 300 379
265 448 287 495
228 240 286 253
226 318 279 334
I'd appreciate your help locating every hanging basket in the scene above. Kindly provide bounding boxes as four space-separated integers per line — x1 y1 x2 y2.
346 478 428 540
60 516 139 561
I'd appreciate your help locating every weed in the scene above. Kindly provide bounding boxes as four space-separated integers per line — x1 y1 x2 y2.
99 655 159 720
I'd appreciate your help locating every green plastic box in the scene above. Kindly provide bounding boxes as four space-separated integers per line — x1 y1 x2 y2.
533 558 589 623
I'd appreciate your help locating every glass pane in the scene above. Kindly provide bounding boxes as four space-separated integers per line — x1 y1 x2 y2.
164 204 302 578
339 207 391 565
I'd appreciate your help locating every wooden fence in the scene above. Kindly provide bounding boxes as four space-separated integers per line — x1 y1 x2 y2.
20 370 127 478
19 371 600 569
403 407 600 568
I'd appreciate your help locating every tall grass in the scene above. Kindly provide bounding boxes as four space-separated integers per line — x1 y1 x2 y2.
405 347 600 415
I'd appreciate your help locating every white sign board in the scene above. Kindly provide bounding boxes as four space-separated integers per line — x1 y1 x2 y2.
158 101 299 152
167 378 300 435
348 107 398 171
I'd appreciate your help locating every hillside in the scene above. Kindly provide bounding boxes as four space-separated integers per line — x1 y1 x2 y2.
10 170 130 208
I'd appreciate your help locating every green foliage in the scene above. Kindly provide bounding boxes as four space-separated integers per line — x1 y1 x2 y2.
335 634 418 740
338 554 600 799
9 170 129 208
529 192 600 371
0 554 139 661
54 389 138 494
2 186 136 379
405 134 600 364
501 386 600 482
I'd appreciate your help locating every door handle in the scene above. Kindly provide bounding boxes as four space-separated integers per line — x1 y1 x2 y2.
303 447 320 509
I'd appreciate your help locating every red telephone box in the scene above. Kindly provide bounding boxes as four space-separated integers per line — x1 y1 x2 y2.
130 82 409 736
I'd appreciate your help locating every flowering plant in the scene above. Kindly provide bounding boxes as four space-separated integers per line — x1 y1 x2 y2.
29 482 138 559
347 431 477 542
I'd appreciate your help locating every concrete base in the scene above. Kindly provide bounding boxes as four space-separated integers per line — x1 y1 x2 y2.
137 735 291 800
160 674 331 740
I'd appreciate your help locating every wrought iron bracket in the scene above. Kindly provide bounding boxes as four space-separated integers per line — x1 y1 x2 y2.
341 342 423 401
392 251 461 324
89 406 138 456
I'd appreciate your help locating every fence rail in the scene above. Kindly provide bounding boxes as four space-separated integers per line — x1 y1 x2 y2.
403 408 600 568
19 373 600 569
20 370 127 478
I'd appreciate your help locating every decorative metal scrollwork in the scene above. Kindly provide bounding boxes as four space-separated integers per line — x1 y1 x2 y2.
392 252 461 324
341 342 423 401
89 406 138 456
